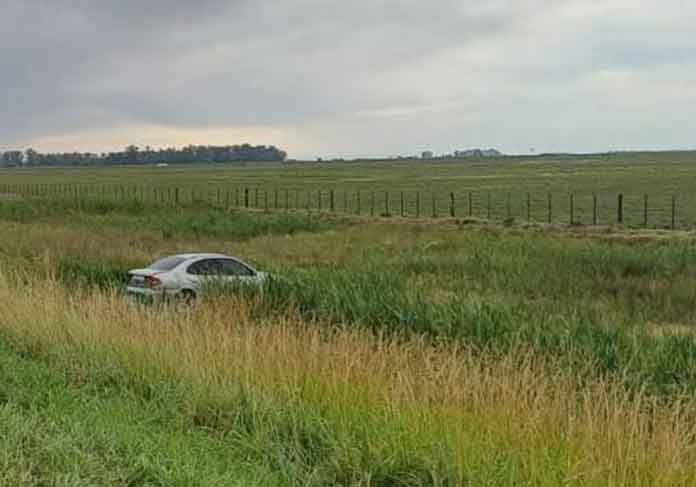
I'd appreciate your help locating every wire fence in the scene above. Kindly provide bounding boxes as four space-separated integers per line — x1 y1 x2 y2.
0 183 693 229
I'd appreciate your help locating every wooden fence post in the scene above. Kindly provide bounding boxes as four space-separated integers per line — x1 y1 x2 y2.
264 190 268 212
593 194 598 226
385 191 390 216
357 190 361 215
487 192 492 221
547 193 552 224
330 189 335 212
468 192 473 217
343 191 347 213
450 192 455 217
400 191 405 217
244 188 250 208
432 194 437 218
285 189 289 212
370 192 375 217
569 193 575 225
617 194 624 224
506 192 511 218
526 193 531 222
643 194 648 228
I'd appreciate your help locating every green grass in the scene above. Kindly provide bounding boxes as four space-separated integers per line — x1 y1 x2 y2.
3 152 696 194
2 151 696 226
3 186 696 484
0 311 554 487
0 198 337 241
26 206 696 395
0 340 280 486
2 282 694 486
0 334 462 487
219 263 696 395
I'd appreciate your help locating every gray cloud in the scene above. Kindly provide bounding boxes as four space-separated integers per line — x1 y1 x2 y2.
1 0 695 157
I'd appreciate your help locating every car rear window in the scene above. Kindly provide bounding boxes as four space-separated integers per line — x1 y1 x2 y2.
149 256 187 271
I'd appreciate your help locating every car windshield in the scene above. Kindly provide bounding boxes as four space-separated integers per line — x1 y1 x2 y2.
149 256 187 271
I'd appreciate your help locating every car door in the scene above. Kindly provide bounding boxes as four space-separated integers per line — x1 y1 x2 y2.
216 258 257 286
185 259 222 291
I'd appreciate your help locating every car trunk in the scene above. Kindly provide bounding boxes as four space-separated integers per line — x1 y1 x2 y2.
128 269 161 288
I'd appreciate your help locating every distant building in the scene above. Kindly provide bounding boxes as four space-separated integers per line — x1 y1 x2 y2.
421 151 434 159
454 148 502 158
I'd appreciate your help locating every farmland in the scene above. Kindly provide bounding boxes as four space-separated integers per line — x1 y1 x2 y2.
3 152 696 194
3 151 696 227
2 154 696 485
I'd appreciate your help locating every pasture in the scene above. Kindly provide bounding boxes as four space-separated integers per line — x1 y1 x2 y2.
3 152 696 194
2 151 696 227
2 155 696 485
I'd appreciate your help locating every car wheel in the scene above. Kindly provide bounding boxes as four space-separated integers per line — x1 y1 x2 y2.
178 289 197 305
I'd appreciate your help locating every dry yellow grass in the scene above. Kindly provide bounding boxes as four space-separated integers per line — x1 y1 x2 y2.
0 273 695 485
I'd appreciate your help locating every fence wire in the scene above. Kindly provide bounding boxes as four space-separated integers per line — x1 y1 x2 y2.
0 184 691 230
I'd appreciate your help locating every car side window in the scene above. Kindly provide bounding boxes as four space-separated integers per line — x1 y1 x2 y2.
218 259 254 277
187 259 219 276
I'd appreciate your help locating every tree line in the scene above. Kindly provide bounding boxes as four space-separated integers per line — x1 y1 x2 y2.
0 144 287 167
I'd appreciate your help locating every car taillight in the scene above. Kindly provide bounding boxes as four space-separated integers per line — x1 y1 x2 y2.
145 275 162 288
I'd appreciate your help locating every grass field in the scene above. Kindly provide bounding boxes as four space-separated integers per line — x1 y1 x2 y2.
3 152 696 194
3 157 696 485
2 151 696 227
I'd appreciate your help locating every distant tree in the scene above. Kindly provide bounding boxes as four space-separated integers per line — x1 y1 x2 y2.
25 148 40 166
0 144 287 167
2 150 24 167
124 145 140 164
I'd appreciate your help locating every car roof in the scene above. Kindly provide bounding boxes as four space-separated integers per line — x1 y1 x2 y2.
173 254 258 272
171 254 257 269
172 253 234 260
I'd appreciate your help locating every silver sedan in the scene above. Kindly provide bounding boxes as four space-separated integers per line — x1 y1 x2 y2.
126 253 268 301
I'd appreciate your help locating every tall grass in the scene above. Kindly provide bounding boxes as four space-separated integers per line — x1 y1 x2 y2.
393 231 696 324
0 340 281 486
6 215 696 395
0 198 337 241
0 274 694 485
217 267 696 395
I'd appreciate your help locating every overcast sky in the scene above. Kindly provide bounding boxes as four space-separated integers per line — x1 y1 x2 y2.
2 0 694 158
